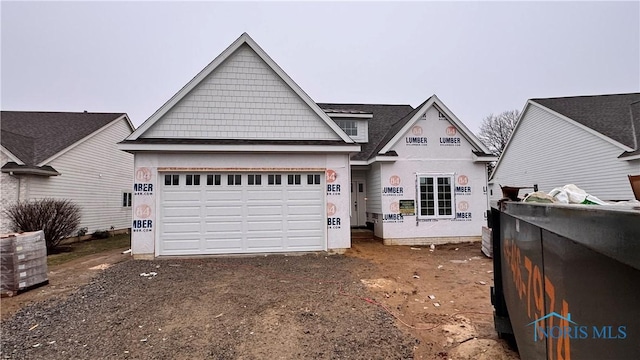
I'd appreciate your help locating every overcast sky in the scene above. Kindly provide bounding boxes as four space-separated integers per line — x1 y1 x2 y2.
2 1 639 133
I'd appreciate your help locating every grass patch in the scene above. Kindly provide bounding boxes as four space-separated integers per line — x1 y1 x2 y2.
47 234 130 267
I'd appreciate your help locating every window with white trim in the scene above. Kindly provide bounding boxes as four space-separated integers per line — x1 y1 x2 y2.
335 119 358 136
417 174 454 219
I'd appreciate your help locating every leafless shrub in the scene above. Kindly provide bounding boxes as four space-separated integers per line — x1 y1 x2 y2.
4 198 81 251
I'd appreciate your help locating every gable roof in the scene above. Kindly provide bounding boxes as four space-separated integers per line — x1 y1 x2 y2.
317 103 414 161
319 96 494 162
376 95 493 157
127 33 353 144
532 93 640 150
1 111 130 166
490 92 640 181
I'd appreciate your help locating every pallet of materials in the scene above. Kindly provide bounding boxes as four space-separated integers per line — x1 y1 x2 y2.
0 230 49 297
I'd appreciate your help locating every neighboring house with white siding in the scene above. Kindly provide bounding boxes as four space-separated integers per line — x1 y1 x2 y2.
1 111 135 234
489 93 640 202
119 33 496 259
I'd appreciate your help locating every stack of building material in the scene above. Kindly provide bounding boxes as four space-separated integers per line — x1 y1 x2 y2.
481 226 492 258
0 230 48 297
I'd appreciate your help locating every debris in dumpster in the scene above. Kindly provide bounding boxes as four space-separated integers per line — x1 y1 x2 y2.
548 184 607 205
523 191 556 203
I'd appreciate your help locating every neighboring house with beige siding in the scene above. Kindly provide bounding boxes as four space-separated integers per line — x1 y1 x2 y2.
1 111 135 234
489 93 640 202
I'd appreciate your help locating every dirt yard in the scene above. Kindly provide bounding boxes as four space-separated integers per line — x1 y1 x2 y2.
1 235 518 359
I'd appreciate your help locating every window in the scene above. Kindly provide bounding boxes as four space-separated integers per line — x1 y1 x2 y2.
248 174 262 185
288 174 301 185
268 174 282 185
207 174 221 186
228 174 242 185
186 174 200 186
417 175 454 219
164 174 179 186
307 174 321 185
122 192 132 207
335 119 358 136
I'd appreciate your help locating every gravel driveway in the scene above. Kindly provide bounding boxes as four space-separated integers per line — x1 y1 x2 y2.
1 254 415 359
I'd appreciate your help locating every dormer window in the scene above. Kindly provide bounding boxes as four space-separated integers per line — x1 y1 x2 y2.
335 119 358 137
323 109 371 143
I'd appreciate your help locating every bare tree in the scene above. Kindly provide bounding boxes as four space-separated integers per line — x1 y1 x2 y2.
477 110 520 156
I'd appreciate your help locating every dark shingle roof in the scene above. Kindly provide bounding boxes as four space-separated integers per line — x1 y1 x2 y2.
532 93 640 150
367 97 432 159
1 111 126 165
316 103 414 161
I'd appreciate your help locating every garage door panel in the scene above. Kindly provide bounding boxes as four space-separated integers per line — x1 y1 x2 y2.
204 222 242 232
287 219 323 230
204 207 243 217
162 239 200 251
163 191 202 202
203 239 242 250
246 221 283 231
287 205 323 215
163 207 201 218
207 190 243 200
287 189 321 200
287 236 323 248
246 205 283 216
246 238 287 249
160 172 325 255
245 190 284 200
288 227 324 236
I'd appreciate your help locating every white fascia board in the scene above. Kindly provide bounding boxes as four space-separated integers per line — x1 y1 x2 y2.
37 114 131 166
378 97 436 154
473 153 498 162
118 143 361 153
619 153 640 161
431 96 492 154
128 33 354 144
326 113 374 119
0 145 25 165
530 101 634 152
370 156 397 164
350 160 368 166
350 156 397 166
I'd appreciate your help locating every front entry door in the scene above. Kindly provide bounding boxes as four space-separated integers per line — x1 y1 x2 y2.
350 181 366 227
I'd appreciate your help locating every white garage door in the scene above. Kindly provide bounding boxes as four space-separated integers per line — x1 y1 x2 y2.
159 172 325 255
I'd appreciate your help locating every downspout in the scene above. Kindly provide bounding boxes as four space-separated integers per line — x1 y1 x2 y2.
8 171 21 201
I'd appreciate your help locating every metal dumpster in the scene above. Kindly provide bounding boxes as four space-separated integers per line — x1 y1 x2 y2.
490 201 640 360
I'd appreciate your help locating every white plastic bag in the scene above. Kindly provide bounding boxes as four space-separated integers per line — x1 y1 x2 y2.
548 184 607 205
